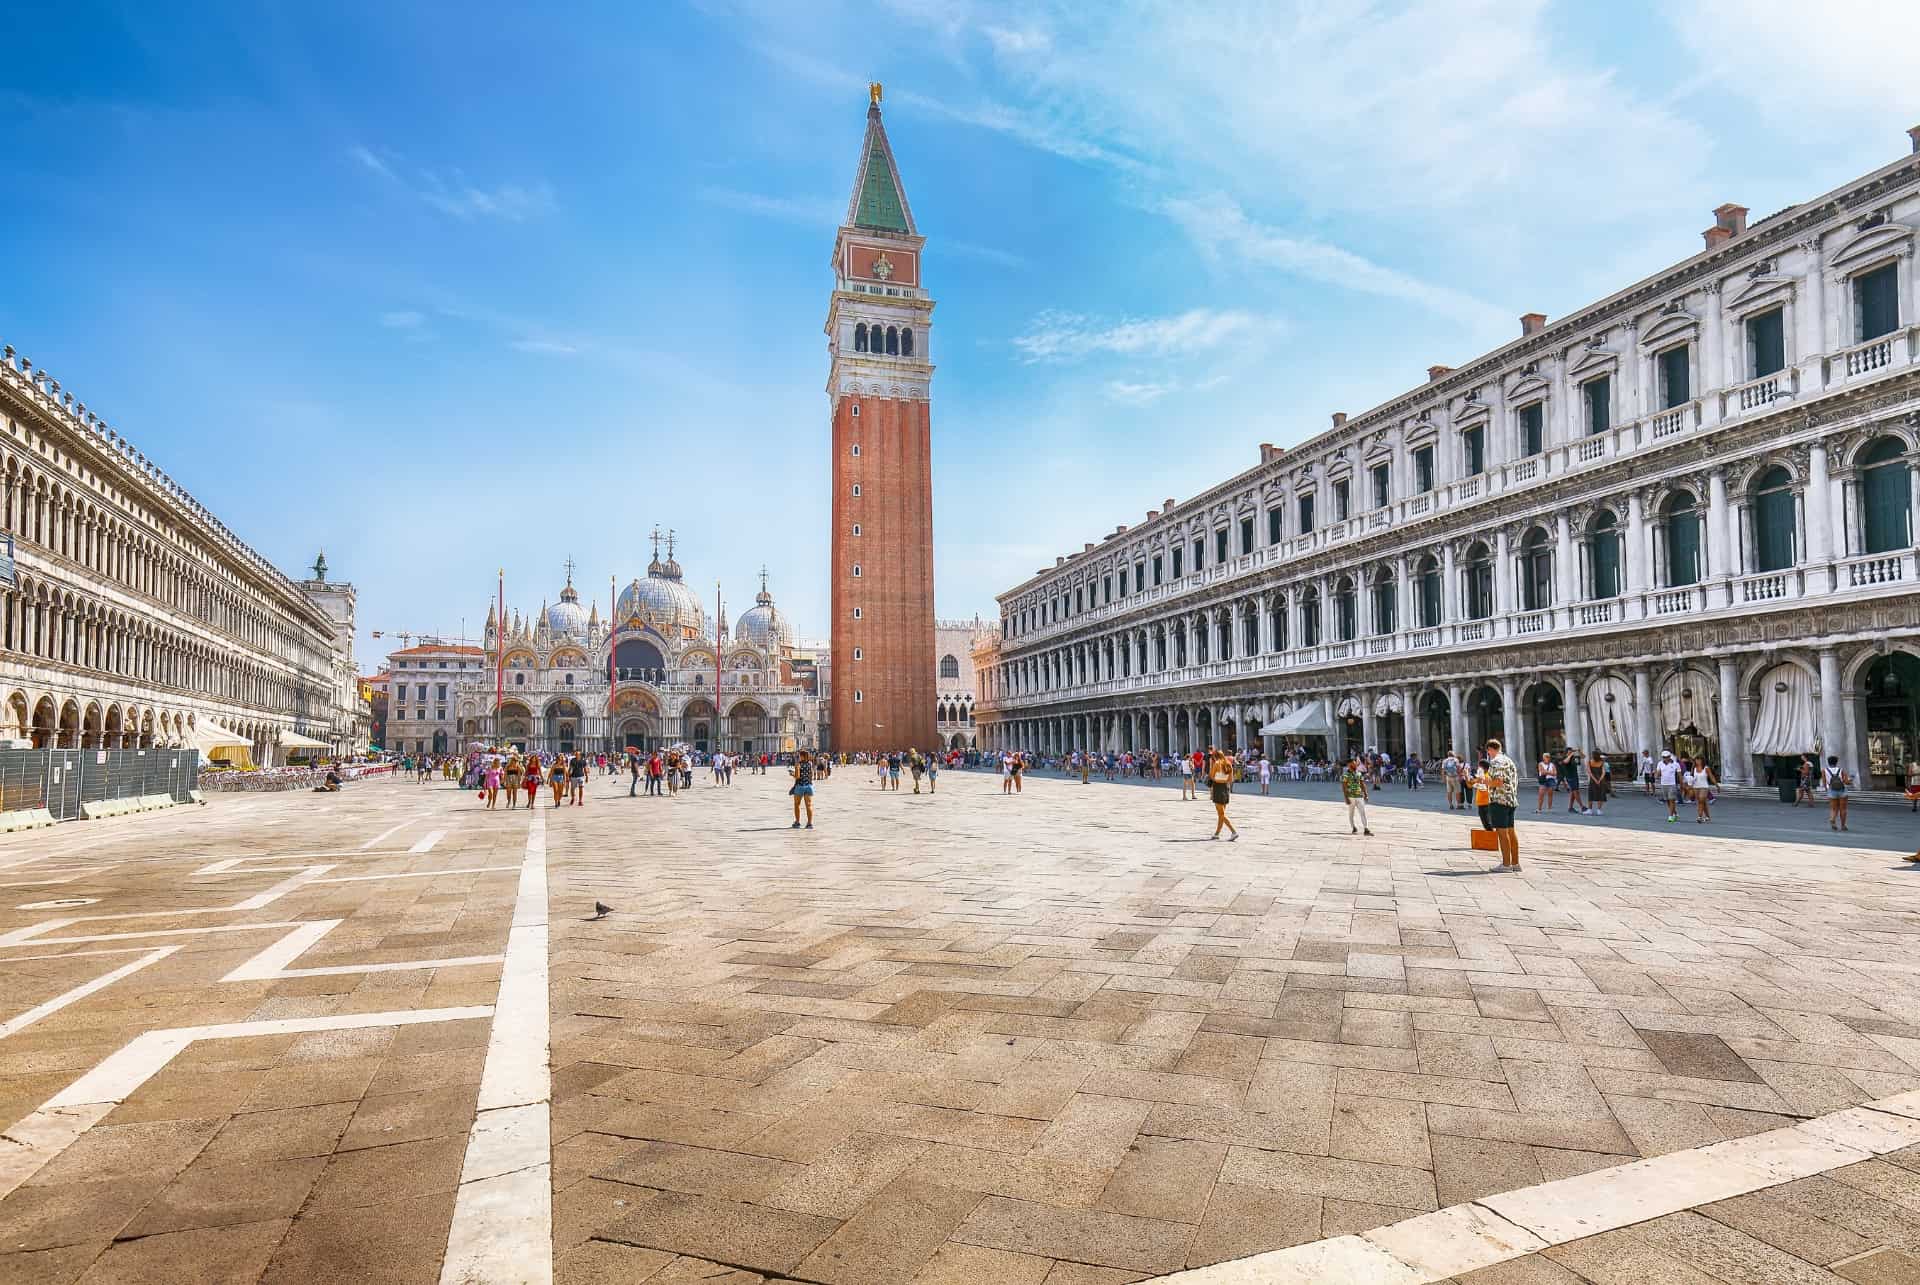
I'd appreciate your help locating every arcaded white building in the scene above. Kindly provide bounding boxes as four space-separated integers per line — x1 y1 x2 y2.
977 128 1920 792
0 345 364 761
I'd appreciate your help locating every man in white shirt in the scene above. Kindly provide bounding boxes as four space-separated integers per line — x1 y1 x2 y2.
1442 751 1463 810
1655 750 1682 822
1639 750 1655 795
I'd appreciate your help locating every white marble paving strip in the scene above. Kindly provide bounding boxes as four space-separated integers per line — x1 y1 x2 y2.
222 919 505 981
0 947 180 1039
360 813 428 850
0 1005 493 1202
1144 1093 1920 1285
312 866 521 884
408 828 446 854
441 811 551 1285
8 921 307 947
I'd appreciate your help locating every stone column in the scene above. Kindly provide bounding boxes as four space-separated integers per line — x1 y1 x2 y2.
1560 674 1583 753
1401 687 1421 762
1806 441 1832 564
1717 657 1748 784
1634 666 1657 758
1396 554 1413 636
1555 512 1577 618
1441 544 1459 624
1492 529 1510 619
1708 468 1732 579
1361 698 1378 753
1502 677 1523 767
1446 682 1466 756
1626 491 1648 595
1817 647 1847 778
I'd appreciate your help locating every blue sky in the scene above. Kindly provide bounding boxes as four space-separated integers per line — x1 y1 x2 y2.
3 0 1914 672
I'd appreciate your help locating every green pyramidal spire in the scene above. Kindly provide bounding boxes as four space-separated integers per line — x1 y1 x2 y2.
847 84 916 235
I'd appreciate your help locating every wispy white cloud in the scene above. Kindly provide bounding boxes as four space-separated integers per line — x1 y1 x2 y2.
348 145 555 222
510 338 579 356
379 310 425 329
942 239 1027 270
695 185 843 226
983 25 1051 56
1104 378 1179 405
1665 0 1920 133
1162 194 1507 329
1012 308 1282 364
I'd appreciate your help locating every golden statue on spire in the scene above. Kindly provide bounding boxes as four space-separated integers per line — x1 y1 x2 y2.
869 81 883 107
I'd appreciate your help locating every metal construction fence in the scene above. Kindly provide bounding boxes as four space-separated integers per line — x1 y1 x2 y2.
0 747 201 822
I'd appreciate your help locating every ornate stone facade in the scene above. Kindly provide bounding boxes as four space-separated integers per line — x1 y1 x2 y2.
936 617 993 749
0 345 365 760
977 132 1920 791
411 551 822 757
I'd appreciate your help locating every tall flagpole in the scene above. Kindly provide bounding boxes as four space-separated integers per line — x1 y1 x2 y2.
494 568 504 743
715 581 724 756
608 575 617 751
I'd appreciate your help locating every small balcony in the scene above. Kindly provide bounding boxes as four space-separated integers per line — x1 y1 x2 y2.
1649 400 1699 442
1841 334 1895 379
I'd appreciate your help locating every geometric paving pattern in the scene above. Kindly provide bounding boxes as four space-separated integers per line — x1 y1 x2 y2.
4 770 1920 1282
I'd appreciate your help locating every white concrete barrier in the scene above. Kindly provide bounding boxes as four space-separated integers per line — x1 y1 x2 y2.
0 808 56 832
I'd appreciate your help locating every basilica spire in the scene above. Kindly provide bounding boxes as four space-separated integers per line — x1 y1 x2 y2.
845 83 916 235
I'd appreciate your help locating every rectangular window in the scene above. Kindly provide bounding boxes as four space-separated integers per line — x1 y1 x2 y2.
1370 463 1390 509
1658 345 1690 409
1171 547 1183 578
854 690 863 703
852 523 861 536
851 444 861 457
1215 528 1229 563
852 647 862 660
1462 426 1485 476
1267 508 1282 544
436 708 446 721
852 607 862 619
1134 562 1145 593
1857 263 1899 341
1239 517 1253 554
1102 575 1112 603
1192 538 1205 570
1333 479 1350 521
851 483 861 496
1414 445 1434 493
1152 556 1163 585
1519 403 1544 457
1747 308 1785 378
1074 588 1083 613
1583 376 1611 435
1298 494 1315 533
436 684 447 701
852 564 862 578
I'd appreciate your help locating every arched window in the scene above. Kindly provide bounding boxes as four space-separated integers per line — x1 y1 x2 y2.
1242 607 1258 654
1588 511 1621 599
1371 572 1396 635
939 653 959 679
1334 577 1357 642
1463 542 1494 619
901 327 914 357
854 323 868 353
1417 556 1442 628
1861 438 1912 554
1300 588 1320 647
1270 599 1288 651
885 326 899 356
1752 465 1796 572
1664 492 1702 586
1520 528 1553 611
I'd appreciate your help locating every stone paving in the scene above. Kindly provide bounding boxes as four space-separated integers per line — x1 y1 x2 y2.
1 767 1919 1282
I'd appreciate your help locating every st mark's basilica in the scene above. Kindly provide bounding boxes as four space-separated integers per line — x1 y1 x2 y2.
415 535 823 757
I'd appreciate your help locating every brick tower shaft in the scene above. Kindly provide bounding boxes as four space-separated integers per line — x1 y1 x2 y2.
826 84 937 755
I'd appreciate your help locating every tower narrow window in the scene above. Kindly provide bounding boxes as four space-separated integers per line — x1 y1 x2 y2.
901 327 914 356
854 323 868 353
885 326 899 355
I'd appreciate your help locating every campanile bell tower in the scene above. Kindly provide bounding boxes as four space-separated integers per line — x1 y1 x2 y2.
827 84 937 754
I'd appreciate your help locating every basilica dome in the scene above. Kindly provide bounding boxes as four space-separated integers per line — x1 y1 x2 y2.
546 579 590 639
734 576 795 650
616 552 707 640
